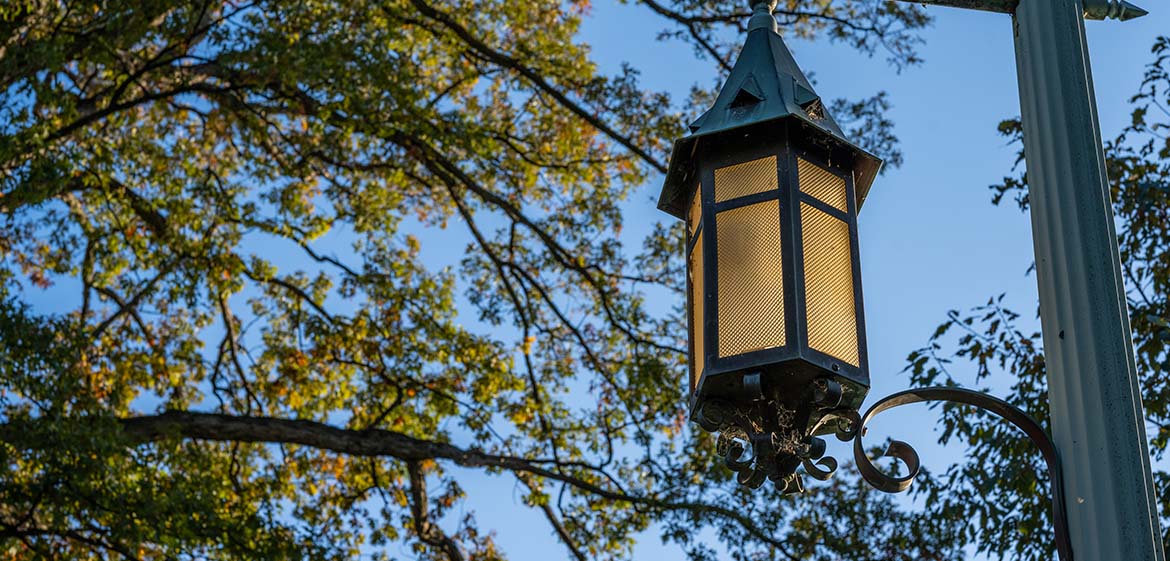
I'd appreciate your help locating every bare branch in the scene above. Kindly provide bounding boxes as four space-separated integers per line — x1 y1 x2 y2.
403 0 668 173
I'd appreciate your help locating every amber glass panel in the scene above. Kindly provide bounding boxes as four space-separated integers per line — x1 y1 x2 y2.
800 203 860 366
716 200 786 357
798 158 848 212
714 155 778 203
688 184 702 239
689 231 704 391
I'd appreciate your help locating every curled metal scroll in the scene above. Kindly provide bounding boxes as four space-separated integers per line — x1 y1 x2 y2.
852 387 1072 561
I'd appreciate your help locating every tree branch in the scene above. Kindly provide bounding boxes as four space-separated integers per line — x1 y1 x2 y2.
403 0 667 173
1 410 798 555
407 461 466 561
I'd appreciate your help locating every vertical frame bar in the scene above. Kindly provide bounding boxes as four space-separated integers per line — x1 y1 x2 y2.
790 144 869 384
843 168 869 383
685 186 704 397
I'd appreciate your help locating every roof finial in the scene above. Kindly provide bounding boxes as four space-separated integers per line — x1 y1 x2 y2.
747 1 778 33
1082 0 1148 20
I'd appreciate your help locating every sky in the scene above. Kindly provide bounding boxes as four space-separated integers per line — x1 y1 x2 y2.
447 2 1170 560
9 1 1166 558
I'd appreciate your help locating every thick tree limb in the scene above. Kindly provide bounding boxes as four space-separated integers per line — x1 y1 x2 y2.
82 410 798 556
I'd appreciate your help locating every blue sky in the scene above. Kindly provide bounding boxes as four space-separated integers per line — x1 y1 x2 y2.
450 2 1169 560
10 2 1165 558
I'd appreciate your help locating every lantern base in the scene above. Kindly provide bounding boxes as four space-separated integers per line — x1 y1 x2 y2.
691 370 863 493
690 356 868 413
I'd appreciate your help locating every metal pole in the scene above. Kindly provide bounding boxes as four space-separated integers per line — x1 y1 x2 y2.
1012 0 1164 558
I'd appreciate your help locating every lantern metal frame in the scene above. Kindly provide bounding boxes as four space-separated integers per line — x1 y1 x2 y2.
686 124 870 415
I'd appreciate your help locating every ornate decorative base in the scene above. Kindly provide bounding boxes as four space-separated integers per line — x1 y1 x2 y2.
696 375 860 493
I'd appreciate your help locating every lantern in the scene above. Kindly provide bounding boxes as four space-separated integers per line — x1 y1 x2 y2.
658 1 883 490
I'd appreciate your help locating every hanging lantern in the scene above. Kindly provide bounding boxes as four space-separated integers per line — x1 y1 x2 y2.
658 0 883 491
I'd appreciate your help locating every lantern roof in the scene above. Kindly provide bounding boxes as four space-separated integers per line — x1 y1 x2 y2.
657 2 883 219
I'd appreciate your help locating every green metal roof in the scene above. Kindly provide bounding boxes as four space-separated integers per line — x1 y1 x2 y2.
657 5 883 219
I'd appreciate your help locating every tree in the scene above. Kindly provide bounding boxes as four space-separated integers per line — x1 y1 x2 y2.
903 35 1170 561
0 1 961 560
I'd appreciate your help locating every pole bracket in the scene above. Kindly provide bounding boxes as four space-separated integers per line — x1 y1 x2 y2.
844 387 1073 561
896 0 1146 20
717 386 1073 559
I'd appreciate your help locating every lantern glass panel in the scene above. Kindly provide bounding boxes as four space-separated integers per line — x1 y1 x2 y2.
797 157 849 212
689 230 705 390
716 200 786 357
714 155 778 202
800 201 860 366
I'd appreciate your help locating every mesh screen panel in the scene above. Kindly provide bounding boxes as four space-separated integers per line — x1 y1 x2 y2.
716 200 786 357
714 155 778 203
798 158 848 212
688 184 701 239
800 203 860 366
689 231 705 390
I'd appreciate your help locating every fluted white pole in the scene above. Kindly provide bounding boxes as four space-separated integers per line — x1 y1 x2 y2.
1012 0 1164 558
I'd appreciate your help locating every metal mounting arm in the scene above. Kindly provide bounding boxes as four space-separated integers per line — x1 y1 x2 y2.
846 387 1072 561
896 0 1146 20
710 384 1072 559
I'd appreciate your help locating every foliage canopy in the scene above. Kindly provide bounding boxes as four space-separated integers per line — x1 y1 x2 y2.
1 0 1165 560
0 1 950 558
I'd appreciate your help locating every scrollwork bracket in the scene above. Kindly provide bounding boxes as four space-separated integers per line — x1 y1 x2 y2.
846 387 1072 561
712 386 1073 561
